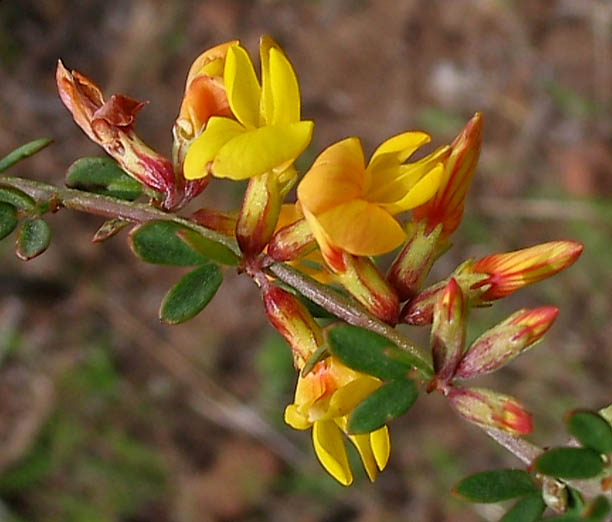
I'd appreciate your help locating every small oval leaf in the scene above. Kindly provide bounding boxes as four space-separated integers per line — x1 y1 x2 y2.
583 495 611 521
326 324 412 380
0 186 36 211
0 138 53 172
500 492 545 522
452 469 536 503
0 202 18 240
566 410 612 455
347 378 418 434
534 447 604 479
177 228 240 266
66 157 142 200
160 264 223 324
16 218 51 260
129 221 207 266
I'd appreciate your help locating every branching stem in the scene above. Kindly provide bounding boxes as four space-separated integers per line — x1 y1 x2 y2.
2 174 608 502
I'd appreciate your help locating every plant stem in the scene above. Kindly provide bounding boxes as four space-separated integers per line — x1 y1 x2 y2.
2 175 608 501
0 174 434 377
0 175 240 256
268 262 433 377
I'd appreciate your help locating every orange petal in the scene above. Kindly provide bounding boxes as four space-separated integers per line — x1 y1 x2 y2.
317 199 406 256
297 137 366 215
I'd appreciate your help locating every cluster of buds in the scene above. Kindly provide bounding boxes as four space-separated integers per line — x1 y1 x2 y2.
425 277 561 434
57 35 585 485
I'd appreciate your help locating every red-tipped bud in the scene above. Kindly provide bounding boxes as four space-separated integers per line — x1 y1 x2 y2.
412 113 482 238
263 285 324 369
455 307 559 379
448 387 533 435
191 208 237 237
400 280 447 326
431 278 467 381
470 240 584 302
236 171 282 257
387 222 444 301
268 218 317 262
336 254 400 325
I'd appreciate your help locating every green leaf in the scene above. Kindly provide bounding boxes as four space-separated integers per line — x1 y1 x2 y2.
177 227 240 266
452 469 536 503
301 344 329 377
92 218 130 243
65 157 142 200
0 186 36 211
500 493 545 522
584 496 611 521
347 378 418 434
326 324 412 380
534 447 604 479
566 410 612 454
0 138 53 172
159 264 223 324
0 202 18 240
129 221 207 266
16 218 51 260
540 513 584 522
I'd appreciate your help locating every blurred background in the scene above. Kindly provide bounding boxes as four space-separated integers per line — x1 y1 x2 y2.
0 0 610 520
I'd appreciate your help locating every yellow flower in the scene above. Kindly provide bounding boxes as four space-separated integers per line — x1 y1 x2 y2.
183 36 314 182
297 134 448 258
285 356 391 485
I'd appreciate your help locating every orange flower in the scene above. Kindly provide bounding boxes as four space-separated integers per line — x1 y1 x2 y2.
173 41 237 167
298 134 448 259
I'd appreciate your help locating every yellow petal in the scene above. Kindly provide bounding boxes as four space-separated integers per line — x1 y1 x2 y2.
284 404 311 430
370 425 391 470
224 44 261 129
367 131 431 174
211 121 314 180
259 35 276 125
317 199 406 256
268 47 300 125
380 163 444 214
297 137 366 215
312 420 353 486
327 377 381 418
347 432 378 482
183 117 245 180
367 145 449 204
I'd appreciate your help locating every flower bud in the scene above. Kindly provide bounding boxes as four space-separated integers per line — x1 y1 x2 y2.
335 254 400 325
190 208 237 236
400 280 447 326
412 113 482 238
268 218 317 262
470 240 584 302
263 285 323 369
455 307 559 380
448 387 533 435
236 171 282 257
387 222 444 301
431 278 467 382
